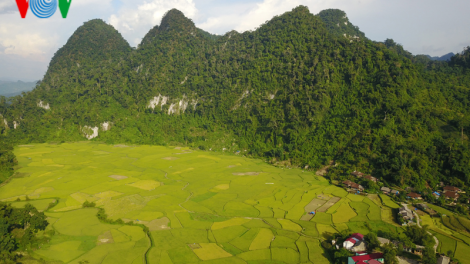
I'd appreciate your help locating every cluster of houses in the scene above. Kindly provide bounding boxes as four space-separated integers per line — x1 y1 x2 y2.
381 184 464 204
334 233 385 264
340 232 451 264
342 171 380 193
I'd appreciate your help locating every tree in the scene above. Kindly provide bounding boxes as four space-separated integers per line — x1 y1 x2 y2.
364 232 380 251
382 243 398 264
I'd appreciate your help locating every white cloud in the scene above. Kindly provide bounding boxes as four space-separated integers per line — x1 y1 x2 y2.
0 1 16 14
109 0 197 46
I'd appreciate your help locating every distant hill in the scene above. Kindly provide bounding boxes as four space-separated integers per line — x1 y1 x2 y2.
428 52 455 61
0 80 37 97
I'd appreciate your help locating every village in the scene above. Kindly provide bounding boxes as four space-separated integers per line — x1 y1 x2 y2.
331 170 467 264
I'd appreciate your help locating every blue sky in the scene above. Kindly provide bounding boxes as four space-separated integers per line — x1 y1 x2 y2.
0 0 469 81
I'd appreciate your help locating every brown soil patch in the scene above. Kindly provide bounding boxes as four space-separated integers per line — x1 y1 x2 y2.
18 145 34 147
316 194 331 200
317 197 341 212
300 214 313 221
304 199 326 212
232 172 261 176
114 144 129 148
162 157 179 160
227 165 237 168
174 147 181 150
97 231 114 245
188 243 201 249
109 175 128 180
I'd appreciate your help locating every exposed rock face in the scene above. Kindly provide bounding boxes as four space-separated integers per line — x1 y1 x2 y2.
101 122 111 131
82 126 99 140
38 100 50 110
148 94 195 114
13 121 18 129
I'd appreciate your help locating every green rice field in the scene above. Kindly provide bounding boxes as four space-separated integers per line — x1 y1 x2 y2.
2 142 467 263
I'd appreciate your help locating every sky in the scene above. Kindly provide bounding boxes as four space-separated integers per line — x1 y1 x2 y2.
0 0 469 82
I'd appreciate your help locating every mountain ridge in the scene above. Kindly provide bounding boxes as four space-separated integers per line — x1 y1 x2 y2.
1 6 470 190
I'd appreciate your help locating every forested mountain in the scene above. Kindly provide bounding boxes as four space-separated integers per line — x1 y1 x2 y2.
1 6 470 191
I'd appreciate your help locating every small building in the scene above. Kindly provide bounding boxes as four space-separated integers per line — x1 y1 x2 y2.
347 253 384 264
364 175 378 183
377 237 390 246
350 183 364 191
444 191 459 201
351 171 365 178
399 207 414 220
343 180 353 187
391 189 400 195
343 233 364 250
432 191 441 198
380 187 391 194
437 256 450 264
407 192 422 200
444 186 461 193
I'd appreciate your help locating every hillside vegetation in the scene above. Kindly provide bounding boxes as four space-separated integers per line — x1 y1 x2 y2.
1 6 470 191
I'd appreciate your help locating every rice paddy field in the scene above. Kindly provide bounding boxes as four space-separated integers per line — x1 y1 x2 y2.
1 142 460 264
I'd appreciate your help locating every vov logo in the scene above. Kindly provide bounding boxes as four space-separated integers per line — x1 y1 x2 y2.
16 0 72 19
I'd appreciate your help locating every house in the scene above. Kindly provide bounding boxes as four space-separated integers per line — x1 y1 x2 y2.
399 207 414 220
351 240 367 252
343 233 364 250
391 189 400 195
351 171 364 178
444 186 461 193
444 191 459 201
377 237 390 246
380 187 391 194
407 192 422 200
347 253 384 264
437 256 450 264
364 175 378 183
432 191 441 198
343 180 353 187
350 183 364 191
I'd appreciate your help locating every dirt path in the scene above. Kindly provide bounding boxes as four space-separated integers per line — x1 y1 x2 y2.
404 203 439 253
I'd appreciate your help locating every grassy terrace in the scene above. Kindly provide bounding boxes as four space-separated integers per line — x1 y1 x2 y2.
0 142 458 263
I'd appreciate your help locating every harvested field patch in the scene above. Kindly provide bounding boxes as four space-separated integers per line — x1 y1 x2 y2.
109 175 128 180
304 198 326 212
232 172 261 176
317 197 341 212
162 157 179 160
97 231 114 245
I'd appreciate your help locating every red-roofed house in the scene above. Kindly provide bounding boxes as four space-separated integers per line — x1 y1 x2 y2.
444 191 459 201
343 233 364 250
348 253 384 264
407 192 422 200
364 175 378 183
444 186 461 193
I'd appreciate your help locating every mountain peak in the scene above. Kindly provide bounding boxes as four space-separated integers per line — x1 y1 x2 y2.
317 9 366 39
160 8 195 32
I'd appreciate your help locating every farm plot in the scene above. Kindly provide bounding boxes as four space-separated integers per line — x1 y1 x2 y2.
317 197 341 212
1 143 411 264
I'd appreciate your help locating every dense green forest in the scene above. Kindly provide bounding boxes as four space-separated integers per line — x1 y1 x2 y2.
0 202 48 262
1 6 470 192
